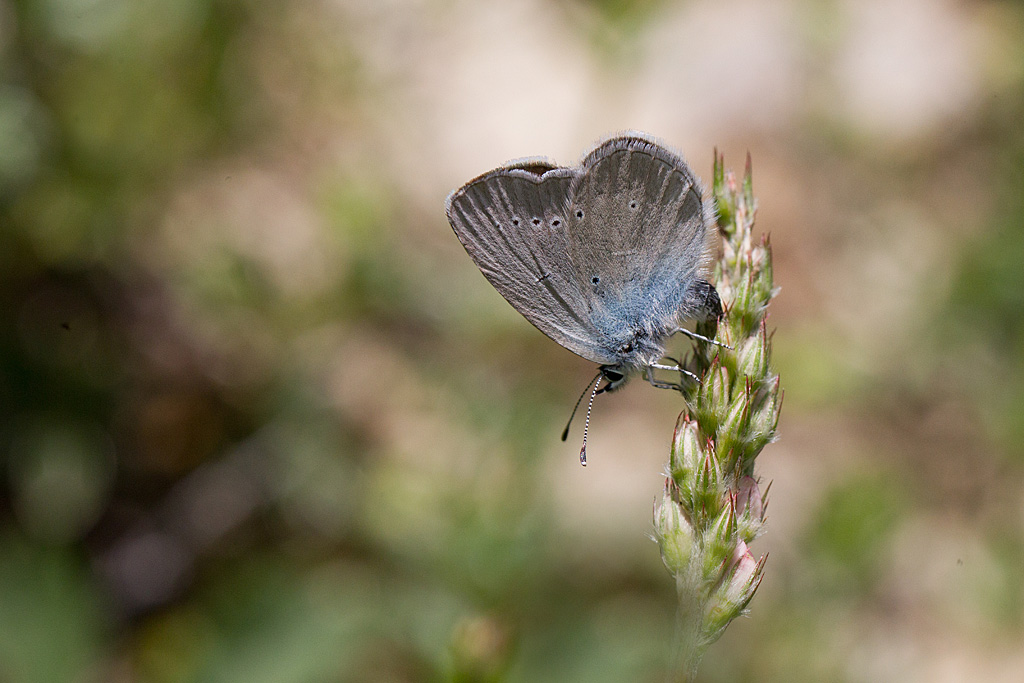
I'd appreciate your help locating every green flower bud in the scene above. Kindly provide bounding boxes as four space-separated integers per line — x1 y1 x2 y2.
717 388 752 469
704 541 764 637
707 361 731 410
747 377 781 455
693 452 724 523
671 414 705 497
701 499 737 583
736 327 767 380
654 488 695 576
735 476 766 543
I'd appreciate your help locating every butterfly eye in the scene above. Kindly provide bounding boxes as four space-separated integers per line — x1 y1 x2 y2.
629 200 637 209
591 276 600 284
552 218 561 227
512 217 520 226
576 209 584 219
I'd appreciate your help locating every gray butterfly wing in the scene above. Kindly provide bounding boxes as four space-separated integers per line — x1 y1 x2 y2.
445 159 617 364
566 135 710 345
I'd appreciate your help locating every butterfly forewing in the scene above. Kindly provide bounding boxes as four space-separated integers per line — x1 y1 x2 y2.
446 164 616 363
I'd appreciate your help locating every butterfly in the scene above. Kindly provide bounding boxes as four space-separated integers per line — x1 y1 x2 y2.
446 133 723 464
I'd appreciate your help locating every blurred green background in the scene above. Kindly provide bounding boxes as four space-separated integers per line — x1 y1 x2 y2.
2 0 1024 681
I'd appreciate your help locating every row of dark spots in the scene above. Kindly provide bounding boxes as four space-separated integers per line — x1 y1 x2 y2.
509 207 592 227
507 198 635 230
504 193 639 229
508 198 635 229
511 215 569 227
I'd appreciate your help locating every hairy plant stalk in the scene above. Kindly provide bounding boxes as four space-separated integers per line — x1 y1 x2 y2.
654 153 781 681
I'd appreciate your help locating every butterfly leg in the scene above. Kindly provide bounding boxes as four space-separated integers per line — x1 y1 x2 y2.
646 361 700 391
672 327 733 350
643 370 684 392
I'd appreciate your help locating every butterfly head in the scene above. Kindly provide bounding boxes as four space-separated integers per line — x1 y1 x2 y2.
609 326 666 373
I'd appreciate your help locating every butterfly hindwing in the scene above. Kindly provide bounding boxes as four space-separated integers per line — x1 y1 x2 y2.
567 135 709 344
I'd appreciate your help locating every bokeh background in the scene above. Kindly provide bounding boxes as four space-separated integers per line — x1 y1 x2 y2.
2 0 1024 681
